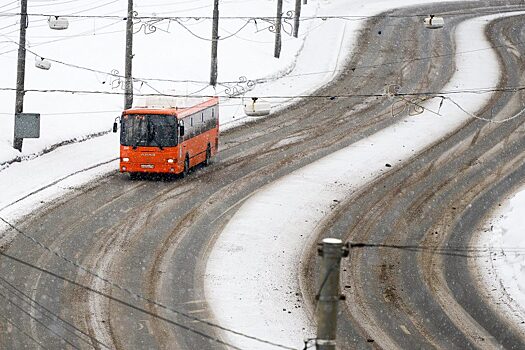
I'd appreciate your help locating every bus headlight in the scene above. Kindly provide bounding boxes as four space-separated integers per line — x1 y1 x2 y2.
167 159 174 164
122 157 130 162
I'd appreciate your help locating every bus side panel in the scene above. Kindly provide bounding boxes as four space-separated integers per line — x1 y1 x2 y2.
180 127 218 168
179 104 219 169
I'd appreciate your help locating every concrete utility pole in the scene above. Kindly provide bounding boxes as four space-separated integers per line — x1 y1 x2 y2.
274 0 283 58
210 0 219 86
316 238 348 350
124 0 134 109
293 0 301 38
13 0 28 152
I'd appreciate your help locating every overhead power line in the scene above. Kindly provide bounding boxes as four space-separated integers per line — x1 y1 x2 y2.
2 22 525 95
2 86 523 124
0 275 110 349
0 0 122 36
0 312 48 349
0 250 243 349
0 289 80 349
0 85 524 98
2 5 525 21
0 215 295 350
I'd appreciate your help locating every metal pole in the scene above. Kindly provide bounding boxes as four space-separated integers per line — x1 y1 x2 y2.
210 0 219 86
274 0 283 58
316 238 347 350
13 0 28 152
293 0 301 38
124 0 134 109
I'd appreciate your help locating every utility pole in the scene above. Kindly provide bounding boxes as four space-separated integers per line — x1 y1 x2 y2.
13 0 28 152
124 0 134 109
209 0 219 86
316 238 348 350
293 0 301 38
274 0 283 58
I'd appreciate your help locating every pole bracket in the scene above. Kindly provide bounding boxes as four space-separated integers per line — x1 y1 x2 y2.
315 339 337 346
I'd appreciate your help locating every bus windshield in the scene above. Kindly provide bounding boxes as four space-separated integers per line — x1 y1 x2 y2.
121 114 178 148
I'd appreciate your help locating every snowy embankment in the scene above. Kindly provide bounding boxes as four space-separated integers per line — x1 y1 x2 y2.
204 13 513 350
478 187 525 329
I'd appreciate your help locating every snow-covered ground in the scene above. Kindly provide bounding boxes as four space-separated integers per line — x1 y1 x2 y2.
0 0 524 349
478 186 525 329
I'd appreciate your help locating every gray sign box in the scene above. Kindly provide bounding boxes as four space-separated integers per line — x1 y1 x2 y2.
15 113 40 138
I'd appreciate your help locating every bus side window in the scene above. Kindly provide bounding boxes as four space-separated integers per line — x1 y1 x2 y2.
184 117 189 138
179 120 185 140
204 108 209 130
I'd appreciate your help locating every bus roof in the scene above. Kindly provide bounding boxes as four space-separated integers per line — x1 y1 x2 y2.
123 96 218 119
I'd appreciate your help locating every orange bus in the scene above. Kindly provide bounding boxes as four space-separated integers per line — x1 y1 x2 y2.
113 97 219 178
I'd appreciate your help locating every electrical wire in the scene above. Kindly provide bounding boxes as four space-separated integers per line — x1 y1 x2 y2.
28 0 89 8
172 18 253 41
0 0 123 37
2 2 524 90
1 86 523 124
348 242 525 257
0 110 120 116
0 216 296 350
1 7 525 21
0 275 111 349
0 289 81 349
0 312 48 349
0 24 125 57
445 95 525 124
0 1 19 11
3 21 525 93
1 86 525 98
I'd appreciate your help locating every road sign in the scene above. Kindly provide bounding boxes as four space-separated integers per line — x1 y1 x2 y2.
14 113 40 138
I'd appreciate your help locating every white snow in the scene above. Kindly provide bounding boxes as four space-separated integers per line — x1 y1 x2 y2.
478 187 525 328
0 0 524 349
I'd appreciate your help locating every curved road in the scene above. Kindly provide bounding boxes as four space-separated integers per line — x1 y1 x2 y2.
0 1 525 349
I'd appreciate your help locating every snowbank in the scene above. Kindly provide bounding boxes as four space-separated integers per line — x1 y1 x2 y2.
478 187 525 329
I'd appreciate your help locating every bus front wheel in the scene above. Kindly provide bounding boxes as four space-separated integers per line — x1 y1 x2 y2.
182 157 190 178
204 146 211 167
